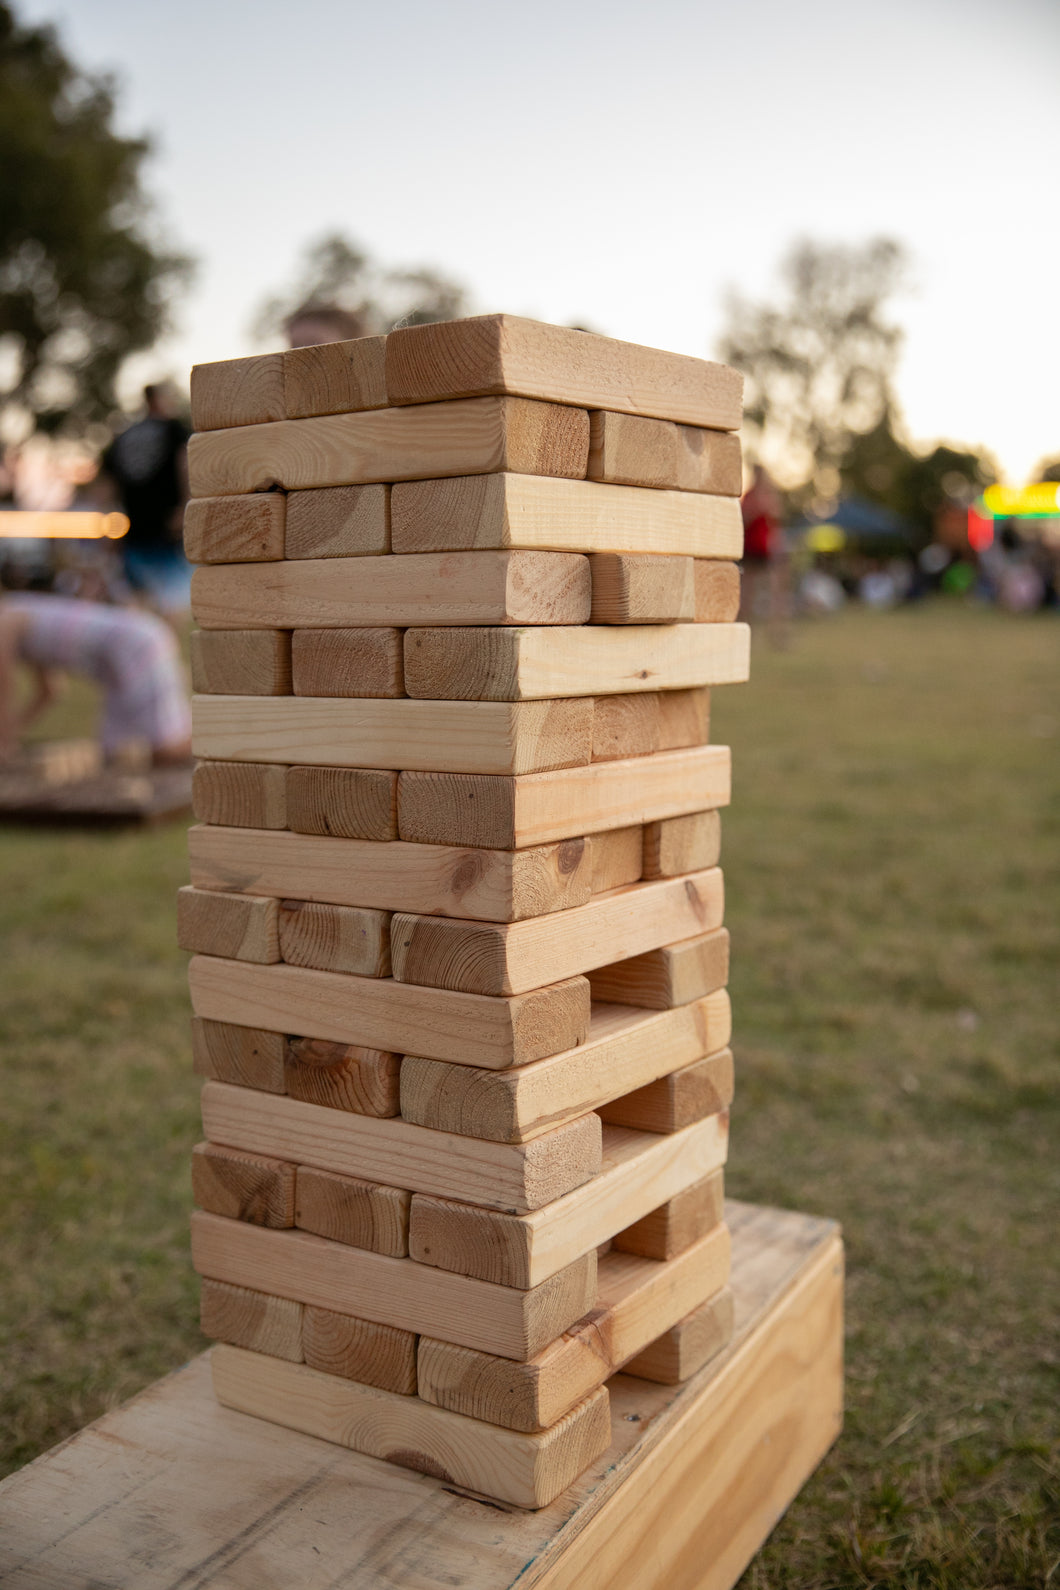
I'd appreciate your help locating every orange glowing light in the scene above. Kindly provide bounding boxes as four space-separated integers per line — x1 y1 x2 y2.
0 511 129 540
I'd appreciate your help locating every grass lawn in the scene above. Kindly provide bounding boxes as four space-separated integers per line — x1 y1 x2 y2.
0 602 1057 1586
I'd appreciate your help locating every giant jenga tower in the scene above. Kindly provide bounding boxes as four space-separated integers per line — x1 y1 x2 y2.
181 316 750 1510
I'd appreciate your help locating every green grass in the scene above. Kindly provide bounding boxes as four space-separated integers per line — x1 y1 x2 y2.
1 604 1057 1586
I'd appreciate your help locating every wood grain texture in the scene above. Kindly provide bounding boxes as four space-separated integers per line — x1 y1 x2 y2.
190 353 285 431
191 1017 286 1094
695 560 742 622
302 1307 416 1394
183 494 285 564
399 991 733 1144
177 885 280 963
188 825 591 923
643 809 722 878
190 630 292 695
199 1279 304 1362
191 1141 296 1228
191 1210 599 1360
390 868 724 997
385 315 742 429
200 1079 600 1213
286 766 397 841
192 761 287 829
588 554 695 624
588 411 743 494
187 396 589 497
589 926 730 1009
291 629 404 697
623 1284 735 1384
589 826 642 893
599 1048 734 1133
657 685 712 748
613 1168 725 1261
284 1036 400 1117
191 694 595 776
278 899 391 978
285 484 390 559
396 744 731 850
591 692 660 762
283 336 388 419
295 1166 410 1256
409 1115 730 1288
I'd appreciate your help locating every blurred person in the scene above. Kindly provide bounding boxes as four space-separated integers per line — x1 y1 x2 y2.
739 464 788 638
285 303 367 348
0 592 191 765
99 382 191 616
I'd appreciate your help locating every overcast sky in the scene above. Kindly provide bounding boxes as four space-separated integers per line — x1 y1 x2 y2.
21 0 1060 481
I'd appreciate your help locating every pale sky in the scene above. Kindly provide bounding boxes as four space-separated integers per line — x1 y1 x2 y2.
20 0 1060 482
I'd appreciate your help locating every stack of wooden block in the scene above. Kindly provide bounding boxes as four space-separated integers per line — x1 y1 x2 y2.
181 315 749 1510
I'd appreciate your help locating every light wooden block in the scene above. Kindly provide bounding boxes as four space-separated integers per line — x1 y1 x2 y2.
613 1168 726 1261
187 396 590 497
695 560 742 622
282 336 388 419
191 1141 296 1228
409 1115 729 1289
295 1166 410 1256
589 826 642 893
385 315 742 429
588 411 743 494
396 744 730 850
623 1285 735 1384
291 629 404 698
199 1279 304 1362
589 554 695 624
177 885 280 963
302 1306 416 1394
599 1048 734 1133
589 926 730 1009
285 766 397 841
183 494 286 564
657 685 712 748
591 692 660 762
190 353 285 431
390 473 744 558
284 1036 400 1117
200 1080 601 1214
193 761 287 830
278 899 391 978
285 484 390 559
643 809 722 878
399 991 732 1144
191 1016 286 1094
190 630 292 695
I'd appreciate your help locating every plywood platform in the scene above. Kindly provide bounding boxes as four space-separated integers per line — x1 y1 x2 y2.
0 761 193 826
0 1201 843 1590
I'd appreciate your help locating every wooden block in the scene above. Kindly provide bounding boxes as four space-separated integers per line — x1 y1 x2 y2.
200 1079 601 1213
589 554 695 624
189 825 591 924
623 1285 735 1384
384 315 742 429
397 744 731 850
190 630 292 696
285 1037 400 1117
643 809 722 878
599 1048 734 1133
199 1279 304 1362
390 473 744 558
588 411 743 494
177 885 280 963
191 695 594 776
613 1167 726 1261
191 1210 598 1360
589 826 642 893
183 494 286 564
291 629 404 698
192 761 287 830
192 550 590 632
591 693 660 762
417 1225 731 1433
187 396 590 497
286 766 397 841
589 926 730 1010
191 1016 286 1094
190 353 285 431
191 1141 296 1228
278 899 391 978
409 1115 729 1288
283 336 388 419
295 1165 410 1256
190 957 590 1070
657 685 711 749
390 868 723 997
285 484 390 559
302 1307 416 1394
695 560 742 622
400 992 731 1144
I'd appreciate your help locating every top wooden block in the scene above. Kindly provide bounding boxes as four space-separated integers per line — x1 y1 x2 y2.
190 355 286 432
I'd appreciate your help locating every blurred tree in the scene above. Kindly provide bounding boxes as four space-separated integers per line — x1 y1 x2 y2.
1033 455 1060 483
0 3 190 438
841 417 996 542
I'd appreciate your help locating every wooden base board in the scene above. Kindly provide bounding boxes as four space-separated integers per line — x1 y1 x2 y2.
0 1201 842 1588
0 760 192 826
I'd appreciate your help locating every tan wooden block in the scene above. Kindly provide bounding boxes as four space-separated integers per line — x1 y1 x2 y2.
588 826 642 893
291 629 404 699
409 1115 729 1289
399 992 731 1144
302 1307 416 1394
199 1278 304 1362
295 1166 410 1256
190 353 285 431
642 809 722 878
613 1167 725 1261
191 695 595 777
656 685 711 748
285 766 397 841
200 1079 601 1213
390 868 723 997
599 1048 734 1133
390 473 744 558
191 1210 598 1360
191 1016 286 1094
589 926 730 1010
187 396 589 497
282 336 388 419
190 630 292 696
588 411 743 494
284 1037 400 1117
384 315 742 429
177 885 280 963
183 494 286 564
623 1284 735 1384
396 744 730 850
588 554 695 624
191 1140 296 1228
694 560 742 622
192 761 287 830
591 693 660 762
285 484 390 559
278 899 391 978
